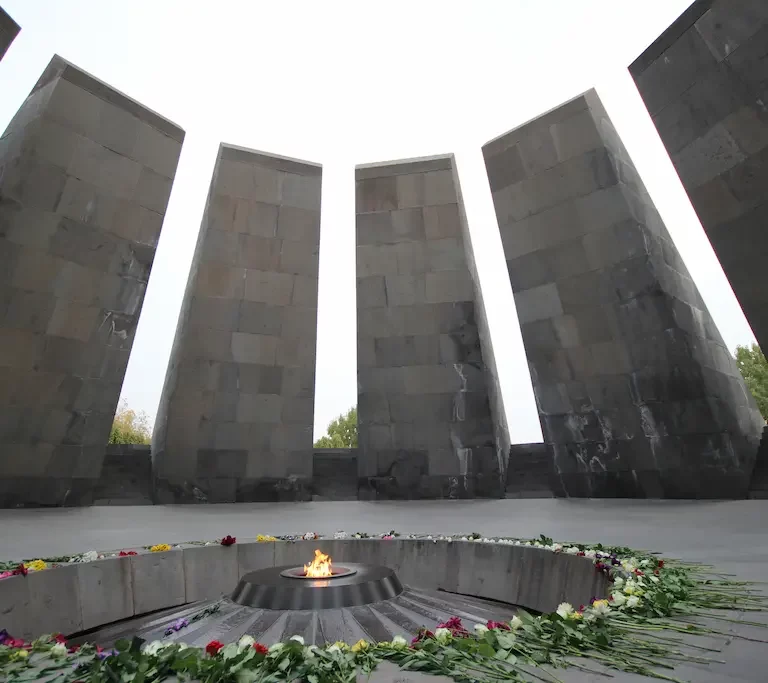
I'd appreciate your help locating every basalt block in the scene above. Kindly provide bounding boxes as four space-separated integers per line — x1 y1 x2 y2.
355 155 505 499
0 5 19 61
482 89 764 498
0 56 183 506
152 145 321 502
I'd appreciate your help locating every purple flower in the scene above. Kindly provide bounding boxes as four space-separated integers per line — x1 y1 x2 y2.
0 629 9 645
173 618 188 631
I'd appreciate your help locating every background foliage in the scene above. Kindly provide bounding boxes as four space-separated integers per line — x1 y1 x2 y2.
109 400 152 445
314 407 357 448
735 344 768 421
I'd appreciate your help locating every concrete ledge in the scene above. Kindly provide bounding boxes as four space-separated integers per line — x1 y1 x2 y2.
0 539 608 639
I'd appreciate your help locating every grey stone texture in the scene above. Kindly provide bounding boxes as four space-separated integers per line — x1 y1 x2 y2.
0 5 19 62
0 55 183 507
483 89 764 498
355 154 503 499
630 0 768 496
312 448 358 500
630 0 768 354
92 444 152 505
153 144 321 503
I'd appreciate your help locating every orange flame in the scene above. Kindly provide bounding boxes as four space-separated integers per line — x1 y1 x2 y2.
304 549 332 577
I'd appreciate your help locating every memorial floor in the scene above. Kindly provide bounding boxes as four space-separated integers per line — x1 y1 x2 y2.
2 499 767 681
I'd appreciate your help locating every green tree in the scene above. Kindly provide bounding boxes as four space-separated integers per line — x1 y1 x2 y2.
109 400 153 445
314 407 357 448
735 343 768 421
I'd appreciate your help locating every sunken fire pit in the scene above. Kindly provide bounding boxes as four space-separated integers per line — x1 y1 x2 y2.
233 548 402 610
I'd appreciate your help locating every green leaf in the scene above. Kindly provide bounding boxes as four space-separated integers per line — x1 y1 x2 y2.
477 643 495 658
278 656 290 671
307 675 319 683
115 639 130 653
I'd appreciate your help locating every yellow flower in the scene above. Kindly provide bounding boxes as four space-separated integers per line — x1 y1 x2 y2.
569 611 583 620
27 559 48 572
11 649 29 660
332 641 348 650
592 599 609 609
351 639 369 652
256 535 277 542
150 544 172 552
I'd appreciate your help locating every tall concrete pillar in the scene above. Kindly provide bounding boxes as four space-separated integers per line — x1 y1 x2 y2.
153 145 321 503
482 89 764 498
0 56 184 506
630 0 768 357
0 5 19 62
356 155 504 499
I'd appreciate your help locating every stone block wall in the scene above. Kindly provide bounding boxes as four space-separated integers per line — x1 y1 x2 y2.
92 445 152 505
312 449 358 500
153 144 321 503
482 89 764 498
630 0 768 356
355 155 502 499
0 5 19 61
0 56 183 507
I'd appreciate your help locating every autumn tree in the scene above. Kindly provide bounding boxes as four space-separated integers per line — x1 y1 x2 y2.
735 344 768 422
314 407 357 448
109 400 153 445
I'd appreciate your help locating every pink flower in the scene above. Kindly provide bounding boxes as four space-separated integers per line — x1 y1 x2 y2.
0 571 12 580
221 535 236 547
382 535 394 540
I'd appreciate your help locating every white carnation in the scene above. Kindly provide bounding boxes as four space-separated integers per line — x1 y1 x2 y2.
556 602 574 618
473 623 489 635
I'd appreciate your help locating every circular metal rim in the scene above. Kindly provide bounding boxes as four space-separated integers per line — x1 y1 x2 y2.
232 563 403 610
279 565 357 579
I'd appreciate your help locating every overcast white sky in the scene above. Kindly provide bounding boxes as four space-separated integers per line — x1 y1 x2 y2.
0 0 756 442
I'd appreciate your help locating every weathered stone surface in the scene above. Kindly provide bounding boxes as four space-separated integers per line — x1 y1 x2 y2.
27 563 82 637
483 89 764 498
153 145 320 502
130 550 185 614
630 0 768 344
0 5 19 61
92 444 152 505
630 0 768 496
77 556 133 630
183 545 238 602
355 155 504 499
312 449 358 499
0 56 183 506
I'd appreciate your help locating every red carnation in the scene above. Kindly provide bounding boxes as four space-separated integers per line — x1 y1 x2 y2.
119 551 137 557
486 620 510 631
221 535 236 547
8 638 26 648
658 560 664 569
12 564 27 576
205 640 224 656
54 634 68 644
253 643 268 655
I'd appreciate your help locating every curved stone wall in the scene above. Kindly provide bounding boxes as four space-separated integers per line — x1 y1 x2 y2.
0 539 607 640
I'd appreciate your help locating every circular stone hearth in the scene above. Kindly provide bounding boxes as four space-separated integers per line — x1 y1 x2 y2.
235 563 400 610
